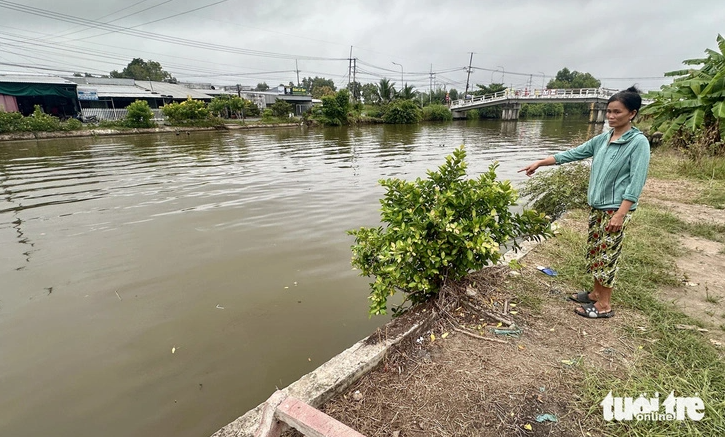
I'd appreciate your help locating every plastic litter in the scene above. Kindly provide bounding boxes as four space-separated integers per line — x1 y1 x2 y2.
536 414 558 423
537 266 557 276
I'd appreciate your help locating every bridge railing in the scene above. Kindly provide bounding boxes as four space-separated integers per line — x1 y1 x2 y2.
450 88 619 109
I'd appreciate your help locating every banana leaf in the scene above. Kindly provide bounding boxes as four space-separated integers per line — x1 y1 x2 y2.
684 108 705 132
662 114 688 142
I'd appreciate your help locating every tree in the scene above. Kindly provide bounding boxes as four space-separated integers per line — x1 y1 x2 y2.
376 78 396 104
312 86 335 99
546 68 601 89
208 95 247 119
473 83 506 96
396 83 417 101
110 58 176 83
346 81 362 101
546 68 601 115
301 76 336 97
256 82 270 91
361 83 379 104
641 34 725 150
319 89 351 126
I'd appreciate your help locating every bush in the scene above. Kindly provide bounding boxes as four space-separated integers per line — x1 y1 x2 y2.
319 89 351 126
349 146 550 315
25 105 62 131
0 111 25 133
383 99 422 124
422 104 453 121
62 118 83 131
520 161 591 219
125 100 155 128
162 98 209 124
270 99 293 118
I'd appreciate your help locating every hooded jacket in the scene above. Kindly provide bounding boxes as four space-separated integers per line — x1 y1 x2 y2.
553 127 650 210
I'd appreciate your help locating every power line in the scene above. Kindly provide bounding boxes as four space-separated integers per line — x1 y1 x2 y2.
0 0 345 61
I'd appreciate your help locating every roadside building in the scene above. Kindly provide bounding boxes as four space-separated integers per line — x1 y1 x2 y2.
66 77 214 121
0 74 80 118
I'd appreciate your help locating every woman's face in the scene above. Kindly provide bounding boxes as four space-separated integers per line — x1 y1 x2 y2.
607 100 635 130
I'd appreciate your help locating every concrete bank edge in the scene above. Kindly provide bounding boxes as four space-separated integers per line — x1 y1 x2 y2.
0 123 302 142
210 238 541 437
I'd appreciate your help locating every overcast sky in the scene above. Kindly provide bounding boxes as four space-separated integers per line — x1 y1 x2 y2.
0 0 723 92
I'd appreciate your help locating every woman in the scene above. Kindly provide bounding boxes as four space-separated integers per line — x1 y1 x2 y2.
519 86 650 319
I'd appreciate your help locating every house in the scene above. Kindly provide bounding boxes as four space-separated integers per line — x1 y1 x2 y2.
0 74 80 118
66 77 215 121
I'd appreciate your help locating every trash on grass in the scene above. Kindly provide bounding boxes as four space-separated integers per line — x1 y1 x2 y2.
536 413 558 423
537 266 557 276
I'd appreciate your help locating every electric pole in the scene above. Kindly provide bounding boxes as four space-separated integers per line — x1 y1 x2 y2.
464 52 474 98
429 64 433 104
295 59 300 86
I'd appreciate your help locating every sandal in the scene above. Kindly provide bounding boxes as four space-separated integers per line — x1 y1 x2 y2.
569 291 596 304
575 303 614 319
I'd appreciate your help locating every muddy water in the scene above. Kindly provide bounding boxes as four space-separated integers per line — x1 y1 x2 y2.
0 119 599 437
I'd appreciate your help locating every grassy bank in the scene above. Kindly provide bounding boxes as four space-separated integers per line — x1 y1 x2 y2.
531 150 725 435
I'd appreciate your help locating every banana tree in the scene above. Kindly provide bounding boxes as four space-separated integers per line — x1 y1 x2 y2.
641 34 725 142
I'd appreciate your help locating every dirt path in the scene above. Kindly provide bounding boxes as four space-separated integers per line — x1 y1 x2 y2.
641 178 725 346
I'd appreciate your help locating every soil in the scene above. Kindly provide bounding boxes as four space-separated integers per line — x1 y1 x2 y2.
285 176 725 437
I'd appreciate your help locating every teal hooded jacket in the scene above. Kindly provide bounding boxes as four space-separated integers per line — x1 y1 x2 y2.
553 127 650 211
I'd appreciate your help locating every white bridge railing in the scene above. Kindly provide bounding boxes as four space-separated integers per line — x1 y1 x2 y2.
450 88 622 110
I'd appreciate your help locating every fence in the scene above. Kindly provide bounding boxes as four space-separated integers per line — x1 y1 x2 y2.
80 108 165 122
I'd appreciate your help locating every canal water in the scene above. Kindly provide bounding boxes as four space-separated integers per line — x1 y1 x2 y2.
0 119 601 437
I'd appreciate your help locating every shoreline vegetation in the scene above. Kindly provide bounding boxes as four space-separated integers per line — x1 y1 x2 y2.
295 147 725 437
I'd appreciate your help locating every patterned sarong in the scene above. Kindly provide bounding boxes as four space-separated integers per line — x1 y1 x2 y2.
585 208 633 288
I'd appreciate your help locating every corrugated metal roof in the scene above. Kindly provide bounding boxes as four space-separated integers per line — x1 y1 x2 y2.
77 85 154 99
0 74 76 85
139 81 213 100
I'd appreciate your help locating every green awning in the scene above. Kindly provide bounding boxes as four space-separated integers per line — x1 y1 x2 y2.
0 82 77 99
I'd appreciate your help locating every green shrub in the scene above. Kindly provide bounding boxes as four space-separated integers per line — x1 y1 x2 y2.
261 109 274 120
25 105 62 131
162 98 209 124
0 111 24 133
422 104 453 121
349 146 550 315
383 99 422 124
270 99 293 118
520 161 591 219
319 89 351 126
125 100 156 128
62 118 83 131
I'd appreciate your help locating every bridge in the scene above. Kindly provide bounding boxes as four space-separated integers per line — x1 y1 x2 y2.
449 88 653 122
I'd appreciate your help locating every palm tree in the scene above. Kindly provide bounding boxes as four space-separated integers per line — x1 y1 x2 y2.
376 78 396 104
396 83 417 101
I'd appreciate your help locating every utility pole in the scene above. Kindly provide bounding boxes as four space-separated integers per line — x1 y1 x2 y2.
429 64 433 104
464 52 474 98
352 58 357 103
348 46 353 88
295 59 300 86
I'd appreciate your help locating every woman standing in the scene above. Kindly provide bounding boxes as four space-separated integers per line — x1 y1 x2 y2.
519 86 650 319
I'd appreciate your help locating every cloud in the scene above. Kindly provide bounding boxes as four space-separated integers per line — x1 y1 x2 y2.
1 0 723 91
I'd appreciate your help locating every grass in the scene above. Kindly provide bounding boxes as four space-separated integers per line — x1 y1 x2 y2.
649 149 725 209
539 204 725 436
706 292 723 304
